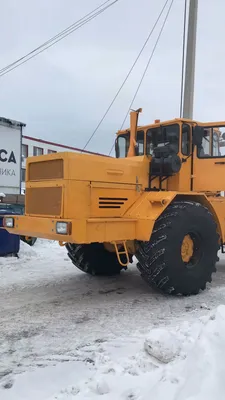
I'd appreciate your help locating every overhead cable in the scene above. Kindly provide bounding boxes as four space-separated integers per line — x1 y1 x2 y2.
0 0 119 77
82 0 170 151
108 0 174 156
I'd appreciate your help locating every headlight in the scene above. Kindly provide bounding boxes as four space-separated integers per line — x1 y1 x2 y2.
56 221 71 235
3 217 14 228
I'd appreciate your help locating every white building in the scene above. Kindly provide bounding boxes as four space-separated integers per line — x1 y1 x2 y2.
0 117 25 195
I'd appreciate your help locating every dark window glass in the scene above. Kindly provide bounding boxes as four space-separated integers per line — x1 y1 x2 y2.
197 126 225 158
182 124 191 155
198 129 210 157
212 132 220 156
33 146 43 156
136 131 144 156
146 124 179 155
22 144 28 159
197 127 219 158
146 128 156 155
48 149 57 154
116 134 130 158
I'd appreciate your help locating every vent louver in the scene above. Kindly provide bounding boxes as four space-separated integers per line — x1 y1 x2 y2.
98 197 128 209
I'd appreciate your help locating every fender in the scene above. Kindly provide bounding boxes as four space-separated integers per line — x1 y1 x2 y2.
125 191 224 242
176 194 224 242
124 191 177 241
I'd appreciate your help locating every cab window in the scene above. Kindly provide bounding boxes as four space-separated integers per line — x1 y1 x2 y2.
146 129 156 155
197 127 225 158
181 124 191 155
136 130 144 156
198 129 210 157
212 132 220 156
146 124 179 155
116 133 130 158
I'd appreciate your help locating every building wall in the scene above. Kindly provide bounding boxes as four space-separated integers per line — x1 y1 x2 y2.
0 119 24 195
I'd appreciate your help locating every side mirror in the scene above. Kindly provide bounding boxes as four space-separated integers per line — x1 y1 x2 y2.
193 126 204 147
222 132 225 140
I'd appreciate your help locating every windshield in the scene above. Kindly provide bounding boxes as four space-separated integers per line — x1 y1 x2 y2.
146 124 179 155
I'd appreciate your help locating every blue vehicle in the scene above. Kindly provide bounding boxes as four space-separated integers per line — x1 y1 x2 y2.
0 203 37 246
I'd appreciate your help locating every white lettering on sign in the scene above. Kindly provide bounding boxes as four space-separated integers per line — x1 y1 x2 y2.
0 124 21 192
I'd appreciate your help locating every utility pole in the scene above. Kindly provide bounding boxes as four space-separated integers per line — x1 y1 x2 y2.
182 0 198 119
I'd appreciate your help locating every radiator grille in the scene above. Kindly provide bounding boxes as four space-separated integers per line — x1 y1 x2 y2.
98 197 128 209
26 187 62 216
29 159 63 181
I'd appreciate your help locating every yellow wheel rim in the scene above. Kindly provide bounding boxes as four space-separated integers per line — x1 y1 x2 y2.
181 234 194 263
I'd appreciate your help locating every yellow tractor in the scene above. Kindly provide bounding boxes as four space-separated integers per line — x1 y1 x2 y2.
4 109 225 295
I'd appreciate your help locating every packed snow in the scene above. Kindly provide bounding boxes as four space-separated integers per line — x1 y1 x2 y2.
1 239 225 399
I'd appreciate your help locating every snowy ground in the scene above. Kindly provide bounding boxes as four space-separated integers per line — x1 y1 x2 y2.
1 239 225 399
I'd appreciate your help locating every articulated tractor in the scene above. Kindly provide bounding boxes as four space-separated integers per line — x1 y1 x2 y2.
4 109 225 295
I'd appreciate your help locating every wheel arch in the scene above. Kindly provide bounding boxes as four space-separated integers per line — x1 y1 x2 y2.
175 194 223 241
126 191 223 242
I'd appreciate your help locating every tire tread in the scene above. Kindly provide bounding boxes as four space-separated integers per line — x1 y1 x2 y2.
136 201 219 295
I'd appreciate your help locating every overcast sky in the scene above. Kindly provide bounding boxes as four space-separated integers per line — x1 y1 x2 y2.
0 0 224 154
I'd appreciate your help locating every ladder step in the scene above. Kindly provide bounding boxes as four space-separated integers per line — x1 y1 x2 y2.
112 241 130 267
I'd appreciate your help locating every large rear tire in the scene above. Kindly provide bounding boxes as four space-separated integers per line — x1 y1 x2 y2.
136 201 219 295
66 243 129 276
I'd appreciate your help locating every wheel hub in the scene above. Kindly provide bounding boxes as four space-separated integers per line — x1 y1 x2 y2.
181 234 194 263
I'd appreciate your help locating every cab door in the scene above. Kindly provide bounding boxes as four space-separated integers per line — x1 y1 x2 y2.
192 125 225 192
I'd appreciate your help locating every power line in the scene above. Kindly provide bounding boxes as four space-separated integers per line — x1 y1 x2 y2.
0 0 114 75
0 0 113 75
108 0 174 156
0 0 119 77
0 1 118 77
82 0 170 151
119 0 174 130
180 0 188 117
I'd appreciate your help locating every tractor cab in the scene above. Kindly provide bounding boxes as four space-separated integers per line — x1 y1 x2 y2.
115 109 225 161
115 109 225 193
115 110 181 160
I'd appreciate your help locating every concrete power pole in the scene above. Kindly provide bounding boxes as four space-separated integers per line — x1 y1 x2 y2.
182 0 198 119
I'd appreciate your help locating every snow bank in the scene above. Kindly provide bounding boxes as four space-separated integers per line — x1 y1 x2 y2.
0 239 69 288
0 240 36 265
144 328 181 363
2 305 225 399
173 305 225 400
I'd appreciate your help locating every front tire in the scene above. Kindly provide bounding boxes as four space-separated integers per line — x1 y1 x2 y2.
136 201 219 295
66 243 128 276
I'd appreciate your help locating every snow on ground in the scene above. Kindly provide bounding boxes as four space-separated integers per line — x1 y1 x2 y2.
1 239 225 399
